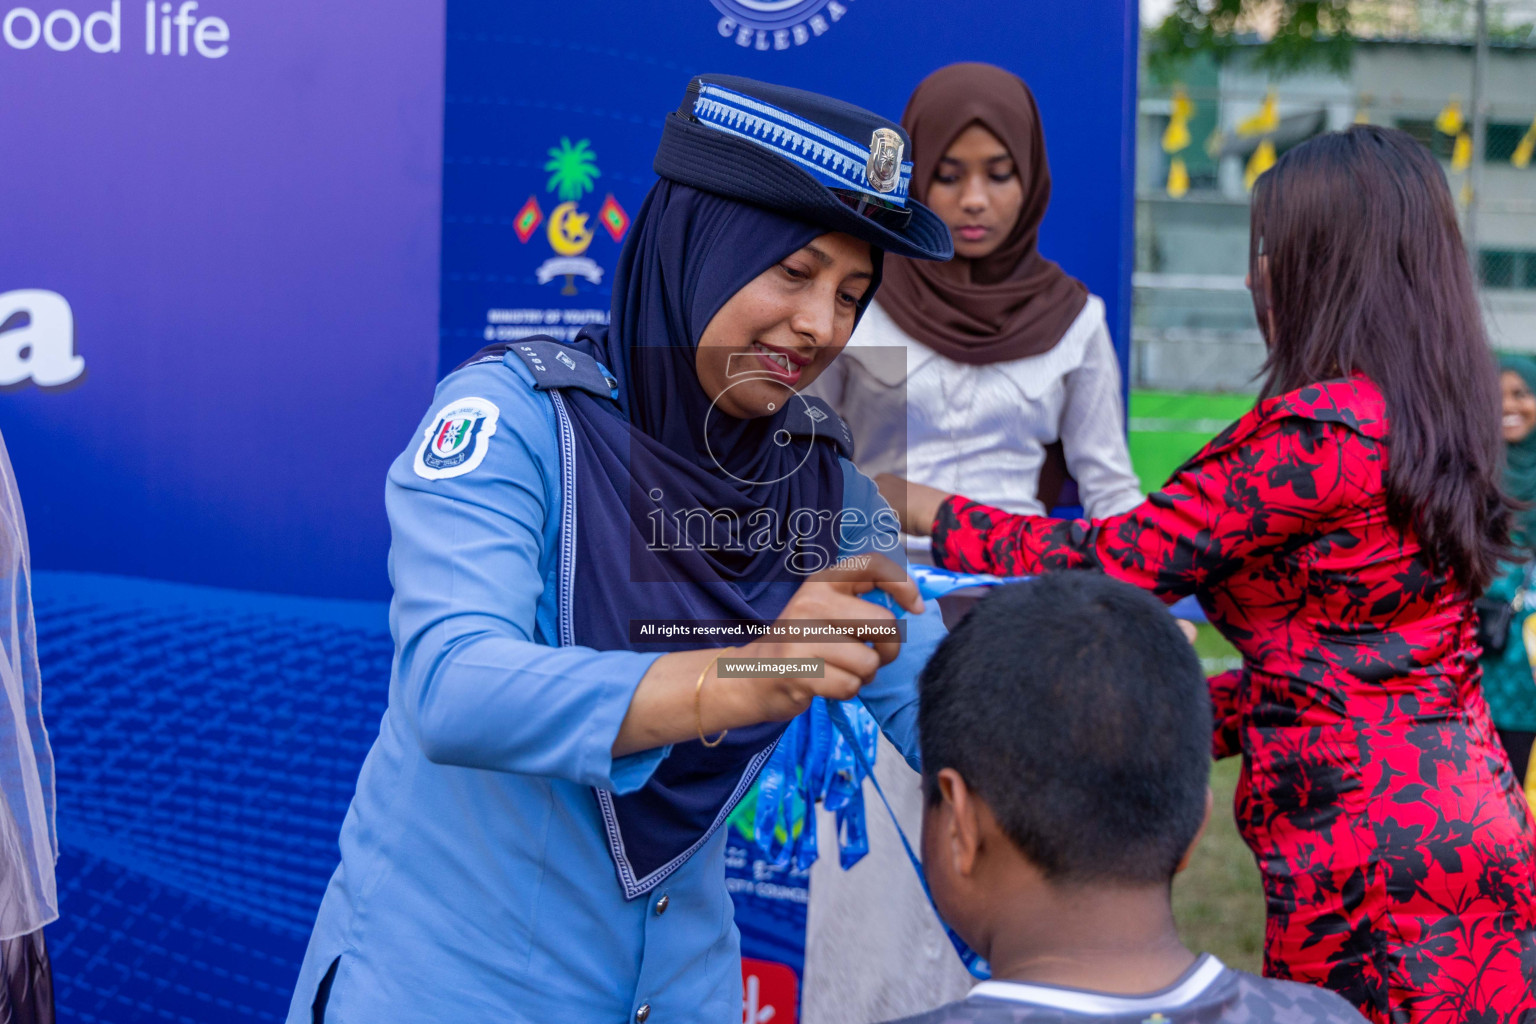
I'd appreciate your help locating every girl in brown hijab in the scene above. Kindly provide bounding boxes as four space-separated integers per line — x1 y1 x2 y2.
803 63 1143 1023
881 63 1091 366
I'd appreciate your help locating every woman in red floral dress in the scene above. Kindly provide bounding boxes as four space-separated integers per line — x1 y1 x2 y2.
885 126 1536 1024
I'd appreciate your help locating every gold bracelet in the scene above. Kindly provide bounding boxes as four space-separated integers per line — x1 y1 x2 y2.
695 655 728 748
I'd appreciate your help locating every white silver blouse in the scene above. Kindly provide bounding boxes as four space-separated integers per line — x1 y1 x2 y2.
810 295 1143 527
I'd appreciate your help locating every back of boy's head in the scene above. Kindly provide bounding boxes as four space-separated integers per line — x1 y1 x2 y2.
919 572 1211 885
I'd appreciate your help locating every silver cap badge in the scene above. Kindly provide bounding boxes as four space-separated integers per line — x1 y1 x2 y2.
867 128 903 194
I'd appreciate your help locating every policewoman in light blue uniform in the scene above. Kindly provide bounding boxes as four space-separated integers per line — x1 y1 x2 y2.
288 74 954 1024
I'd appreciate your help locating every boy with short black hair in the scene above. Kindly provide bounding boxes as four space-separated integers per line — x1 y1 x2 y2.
887 572 1363 1023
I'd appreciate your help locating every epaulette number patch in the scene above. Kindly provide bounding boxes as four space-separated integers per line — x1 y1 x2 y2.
414 396 501 480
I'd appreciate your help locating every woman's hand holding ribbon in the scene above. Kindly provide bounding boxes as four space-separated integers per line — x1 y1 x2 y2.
612 553 922 757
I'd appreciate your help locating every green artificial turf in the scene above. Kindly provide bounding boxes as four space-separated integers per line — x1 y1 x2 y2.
1127 390 1256 494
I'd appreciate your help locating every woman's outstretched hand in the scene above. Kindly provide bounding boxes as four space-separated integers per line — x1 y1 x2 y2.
612 552 923 757
874 474 953 538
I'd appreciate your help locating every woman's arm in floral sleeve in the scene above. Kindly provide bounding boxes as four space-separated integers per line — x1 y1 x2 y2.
931 417 1376 600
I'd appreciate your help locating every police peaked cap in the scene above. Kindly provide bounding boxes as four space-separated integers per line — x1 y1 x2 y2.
654 74 953 263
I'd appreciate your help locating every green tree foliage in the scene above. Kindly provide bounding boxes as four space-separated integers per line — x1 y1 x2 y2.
1148 0 1536 80
1147 0 1355 78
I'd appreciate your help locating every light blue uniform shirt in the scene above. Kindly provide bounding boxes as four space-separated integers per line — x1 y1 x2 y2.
286 353 942 1024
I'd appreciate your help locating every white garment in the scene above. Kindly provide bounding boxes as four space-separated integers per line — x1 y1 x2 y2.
968 956 1227 1014
811 296 1143 520
0 431 57 942
801 297 1142 1024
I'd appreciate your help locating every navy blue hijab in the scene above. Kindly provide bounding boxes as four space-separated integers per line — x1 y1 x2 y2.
560 181 879 897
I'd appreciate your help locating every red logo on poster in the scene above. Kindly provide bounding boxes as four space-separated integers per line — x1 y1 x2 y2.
741 958 797 1024
513 195 543 243
598 193 629 241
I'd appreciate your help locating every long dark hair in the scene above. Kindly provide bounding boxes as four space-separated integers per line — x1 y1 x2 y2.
1250 124 1508 593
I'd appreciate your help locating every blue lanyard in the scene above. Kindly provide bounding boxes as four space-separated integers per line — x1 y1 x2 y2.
752 696 878 872
756 567 1015 978
823 697 991 980
827 567 1003 980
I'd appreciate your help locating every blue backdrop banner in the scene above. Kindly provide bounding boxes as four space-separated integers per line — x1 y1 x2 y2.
439 0 1138 385
0 0 446 601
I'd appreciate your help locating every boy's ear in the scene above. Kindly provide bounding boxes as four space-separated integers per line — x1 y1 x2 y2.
937 767 982 878
1175 787 1214 875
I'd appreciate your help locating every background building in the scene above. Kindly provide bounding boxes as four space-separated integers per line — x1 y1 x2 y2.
1135 37 1536 391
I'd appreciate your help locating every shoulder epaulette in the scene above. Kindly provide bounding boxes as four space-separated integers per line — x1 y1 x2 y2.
783 395 855 461
458 337 619 401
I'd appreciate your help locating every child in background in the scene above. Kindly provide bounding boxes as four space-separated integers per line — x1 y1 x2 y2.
886 573 1364 1024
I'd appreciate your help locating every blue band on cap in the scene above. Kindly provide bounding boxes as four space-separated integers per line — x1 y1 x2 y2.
693 83 912 206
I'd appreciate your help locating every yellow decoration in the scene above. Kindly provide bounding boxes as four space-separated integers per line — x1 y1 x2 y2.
1452 132 1472 172
546 201 594 257
1354 108 1372 124
1435 98 1465 137
1460 180 1474 206
1170 88 1194 123
1167 157 1190 198
1162 88 1194 153
1514 116 1536 169
1236 91 1279 138
1245 139 1276 191
1162 116 1191 154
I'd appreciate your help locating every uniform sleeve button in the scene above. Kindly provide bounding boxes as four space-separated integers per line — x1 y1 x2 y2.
636 1003 652 1023
654 894 670 916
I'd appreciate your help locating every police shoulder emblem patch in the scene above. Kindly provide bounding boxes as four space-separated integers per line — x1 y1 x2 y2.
413 396 501 480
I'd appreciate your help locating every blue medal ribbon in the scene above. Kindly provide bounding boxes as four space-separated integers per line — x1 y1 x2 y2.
751 697 878 872
751 714 800 869
837 567 1025 978
823 697 992 980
